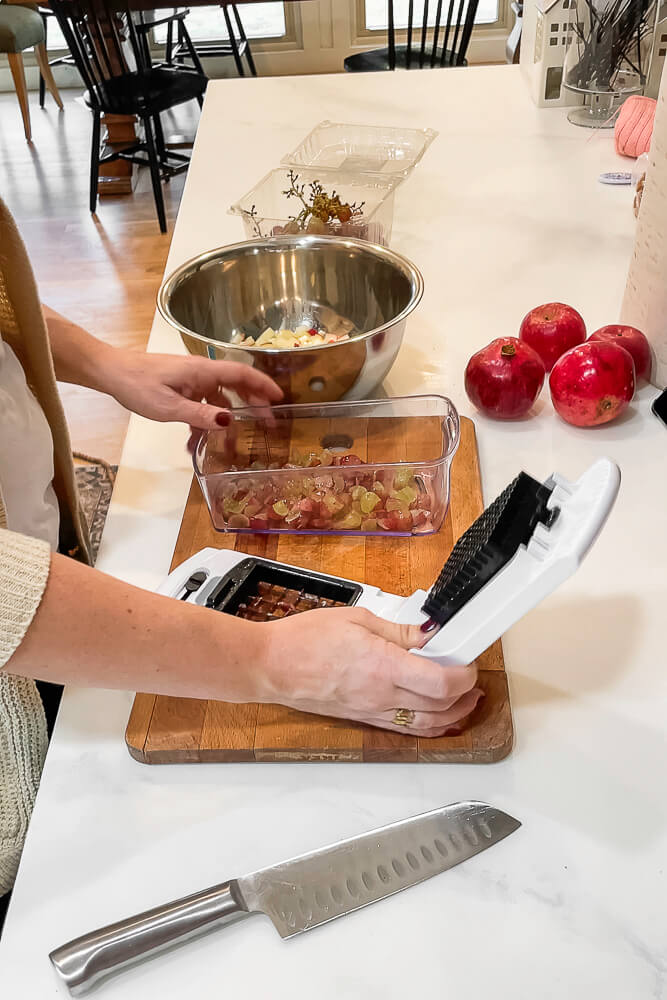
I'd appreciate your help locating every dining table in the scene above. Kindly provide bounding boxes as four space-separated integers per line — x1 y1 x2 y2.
1 64 665 999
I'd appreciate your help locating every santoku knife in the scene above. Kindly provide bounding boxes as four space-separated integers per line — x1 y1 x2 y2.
50 801 520 995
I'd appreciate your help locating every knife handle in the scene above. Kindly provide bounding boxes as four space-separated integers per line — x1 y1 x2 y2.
49 880 250 996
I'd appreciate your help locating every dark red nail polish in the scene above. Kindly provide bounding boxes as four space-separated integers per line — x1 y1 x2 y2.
215 412 229 427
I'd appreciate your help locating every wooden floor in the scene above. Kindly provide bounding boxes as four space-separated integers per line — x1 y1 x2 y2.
0 89 201 463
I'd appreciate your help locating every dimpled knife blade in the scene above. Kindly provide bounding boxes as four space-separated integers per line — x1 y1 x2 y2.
50 802 520 996
239 800 520 937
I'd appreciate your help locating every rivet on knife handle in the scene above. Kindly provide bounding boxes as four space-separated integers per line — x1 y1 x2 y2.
49 881 251 996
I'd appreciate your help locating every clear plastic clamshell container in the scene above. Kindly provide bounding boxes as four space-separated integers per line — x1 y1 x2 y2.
282 121 438 178
229 166 399 247
194 395 460 537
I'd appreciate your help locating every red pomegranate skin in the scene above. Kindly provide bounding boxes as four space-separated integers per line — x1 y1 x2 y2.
588 324 652 383
519 302 587 371
464 337 546 420
549 341 635 427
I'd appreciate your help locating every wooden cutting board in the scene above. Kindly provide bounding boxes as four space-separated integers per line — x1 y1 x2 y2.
125 416 513 764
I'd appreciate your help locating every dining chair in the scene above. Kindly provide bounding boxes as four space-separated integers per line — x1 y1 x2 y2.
344 0 480 72
165 5 256 77
135 7 206 77
0 2 63 141
49 0 207 233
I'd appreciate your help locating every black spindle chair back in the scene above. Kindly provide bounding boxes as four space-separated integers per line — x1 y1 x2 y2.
346 0 480 73
49 0 206 233
50 0 149 113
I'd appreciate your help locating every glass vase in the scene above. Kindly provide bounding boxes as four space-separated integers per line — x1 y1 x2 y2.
562 0 658 127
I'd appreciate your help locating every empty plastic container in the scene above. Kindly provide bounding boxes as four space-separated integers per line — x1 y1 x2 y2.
282 121 438 177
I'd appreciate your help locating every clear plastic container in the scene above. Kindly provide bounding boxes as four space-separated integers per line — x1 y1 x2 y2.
194 395 460 537
229 166 399 247
282 121 438 178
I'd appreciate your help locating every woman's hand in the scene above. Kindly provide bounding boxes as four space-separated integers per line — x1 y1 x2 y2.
258 606 483 737
106 352 283 429
42 305 282 428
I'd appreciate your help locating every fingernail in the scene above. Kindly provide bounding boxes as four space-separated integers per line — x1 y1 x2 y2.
215 412 230 427
421 618 439 634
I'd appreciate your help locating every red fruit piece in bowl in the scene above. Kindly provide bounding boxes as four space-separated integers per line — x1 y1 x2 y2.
588 324 652 383
549 341 635 427
519 302 586 371
464 337 545 420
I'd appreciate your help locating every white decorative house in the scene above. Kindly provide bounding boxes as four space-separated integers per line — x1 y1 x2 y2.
520 0 584 107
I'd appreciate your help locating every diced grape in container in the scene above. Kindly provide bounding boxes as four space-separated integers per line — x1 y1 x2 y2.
193 395 460 537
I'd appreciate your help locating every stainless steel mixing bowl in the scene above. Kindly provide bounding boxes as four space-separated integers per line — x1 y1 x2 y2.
157 235 423 403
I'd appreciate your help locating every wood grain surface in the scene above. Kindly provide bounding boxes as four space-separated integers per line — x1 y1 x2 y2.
125 415 513 764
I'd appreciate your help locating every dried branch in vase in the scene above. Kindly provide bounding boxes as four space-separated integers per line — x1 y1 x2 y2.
566 0 656 92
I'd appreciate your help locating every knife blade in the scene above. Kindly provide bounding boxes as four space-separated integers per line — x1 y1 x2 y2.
50 801 520 996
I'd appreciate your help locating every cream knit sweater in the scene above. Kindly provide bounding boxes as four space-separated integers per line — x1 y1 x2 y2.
0 508 51 896
0 196 91 897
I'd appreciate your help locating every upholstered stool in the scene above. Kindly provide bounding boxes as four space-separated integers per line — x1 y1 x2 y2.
0 4 63 141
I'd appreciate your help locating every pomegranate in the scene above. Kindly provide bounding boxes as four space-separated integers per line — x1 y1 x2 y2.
588 324 652 383
519 302 587 371
549 341 635 427
464 337 546 420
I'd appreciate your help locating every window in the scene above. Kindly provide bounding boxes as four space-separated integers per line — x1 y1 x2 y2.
364 0 500 30
45 16 67 51
46 3 287 52
152 3 286 44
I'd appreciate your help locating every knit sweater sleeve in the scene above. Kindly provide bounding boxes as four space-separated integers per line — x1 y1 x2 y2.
0 526 51 671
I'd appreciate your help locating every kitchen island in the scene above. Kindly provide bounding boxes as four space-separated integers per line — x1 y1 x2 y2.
1 65 665 998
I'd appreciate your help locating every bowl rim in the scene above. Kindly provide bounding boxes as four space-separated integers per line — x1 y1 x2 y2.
157 234 425 356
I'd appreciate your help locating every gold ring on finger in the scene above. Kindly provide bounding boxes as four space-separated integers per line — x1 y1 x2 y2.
392 708 416 727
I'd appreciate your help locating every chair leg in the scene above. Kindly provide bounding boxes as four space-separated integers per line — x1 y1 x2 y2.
143 116 167 234
232 5 257 77
8 53 32 142
39 13 47 107
222 5 244 77
152 114 167 162
165 18 174 65
34 44 64 111
90 109 101 214
181 20 206 78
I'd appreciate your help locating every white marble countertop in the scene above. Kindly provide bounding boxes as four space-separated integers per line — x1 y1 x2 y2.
2 66 666 998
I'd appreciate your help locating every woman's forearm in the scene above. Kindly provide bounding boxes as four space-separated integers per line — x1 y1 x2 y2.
5 551 482 736
6 551 273 703
42 305 122 393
